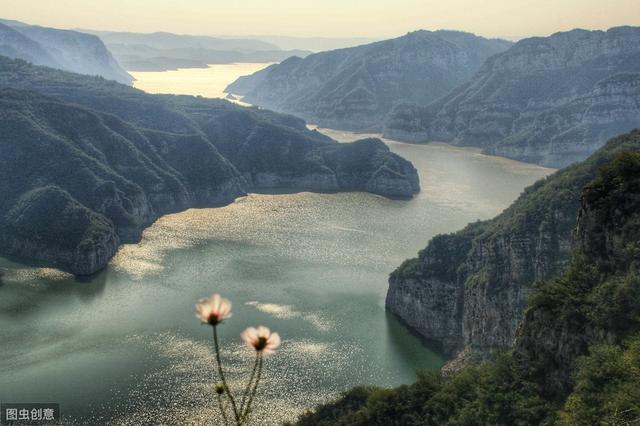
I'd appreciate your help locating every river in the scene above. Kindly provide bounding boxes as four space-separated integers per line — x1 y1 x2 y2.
0 64 554 424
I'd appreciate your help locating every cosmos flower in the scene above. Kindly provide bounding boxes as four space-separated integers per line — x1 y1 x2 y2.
195 293 232 326
240 326 281 354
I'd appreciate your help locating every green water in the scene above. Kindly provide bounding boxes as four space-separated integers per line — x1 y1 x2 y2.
0 129 553 424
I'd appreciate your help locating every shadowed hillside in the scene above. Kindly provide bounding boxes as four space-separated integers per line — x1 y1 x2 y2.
226 30 511 131
0 57 419 275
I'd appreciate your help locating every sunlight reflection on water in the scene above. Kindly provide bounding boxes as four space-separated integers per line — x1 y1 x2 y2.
130 63 273 100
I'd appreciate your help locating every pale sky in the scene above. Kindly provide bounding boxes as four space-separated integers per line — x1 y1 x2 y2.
1 0 639 39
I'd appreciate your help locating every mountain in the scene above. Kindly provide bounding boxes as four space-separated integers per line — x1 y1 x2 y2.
0 19 132 84
238 35 381 52
225 30 512 131
386 129 640 365
296 130 640 425
104 43 310 72
385 26 640 168
0 22 57 67
0 57 419 275
81 30 312 71
80 30 281 51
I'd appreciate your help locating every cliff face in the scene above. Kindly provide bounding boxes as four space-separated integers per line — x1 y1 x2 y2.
387 130 640 361
385 27 640 168
513 147 640 397
0 58 419 275
0 20 132 84
225 30 511 131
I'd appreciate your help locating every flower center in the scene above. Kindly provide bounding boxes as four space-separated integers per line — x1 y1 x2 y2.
208 312 221 325
254 337 268 351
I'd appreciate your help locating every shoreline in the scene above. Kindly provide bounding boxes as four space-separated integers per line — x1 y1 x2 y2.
311 125 557 175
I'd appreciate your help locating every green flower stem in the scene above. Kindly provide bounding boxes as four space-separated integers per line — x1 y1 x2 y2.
240 352 260 414
216 392 230 426
242 352 264 422
213 326 241 423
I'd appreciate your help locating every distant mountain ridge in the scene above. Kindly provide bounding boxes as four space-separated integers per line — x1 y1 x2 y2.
235 35 382 52
81 30 281 51
81 30 313 71
0 57 419 275
0 19 132 84
385 26 640 168
225 30 512 131
104 43 310 72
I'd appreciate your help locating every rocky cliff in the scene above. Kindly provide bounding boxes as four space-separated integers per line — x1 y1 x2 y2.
514 146 640 398
0 57 419 275
0 19 132 84
386 130 640 362
225 30 511 131
385 26 640 168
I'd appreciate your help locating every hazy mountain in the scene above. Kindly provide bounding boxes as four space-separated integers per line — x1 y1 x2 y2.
0 22 57 67
81 30 281 51
78 29 313 71
226 30 512 131
105 43 310 71
0 56 419 275
240 35 381 51
0 19 132 84
385 26 640 168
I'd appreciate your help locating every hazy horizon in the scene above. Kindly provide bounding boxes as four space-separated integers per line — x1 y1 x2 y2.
1 0 639 40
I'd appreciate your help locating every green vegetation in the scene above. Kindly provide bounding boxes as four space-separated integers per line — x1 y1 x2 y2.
296 356 552 425
557 337 640 425
298 147 640 425
5 186 113 252
298 336 640 425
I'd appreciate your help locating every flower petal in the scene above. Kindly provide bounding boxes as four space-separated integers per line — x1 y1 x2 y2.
210 294 221 313
256 326 270 338
266 332 281 350
195 301 213 322
241 327 258 346
219 298 232 318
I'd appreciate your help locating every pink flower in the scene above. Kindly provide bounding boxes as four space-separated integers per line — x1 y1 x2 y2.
241 326 281 354
195 294 232 326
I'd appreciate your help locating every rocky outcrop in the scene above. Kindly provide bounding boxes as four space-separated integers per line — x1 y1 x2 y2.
386 130 640 362
238 138 420 198
385 27 640 168
0 20 132 84
226 30 511 131
0 58 419 275
0 186 121 275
